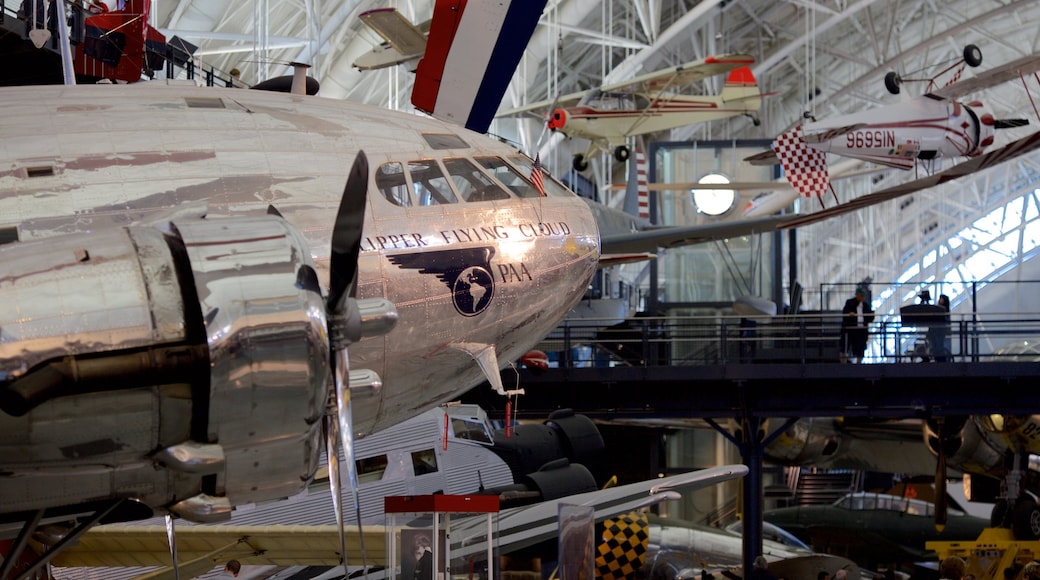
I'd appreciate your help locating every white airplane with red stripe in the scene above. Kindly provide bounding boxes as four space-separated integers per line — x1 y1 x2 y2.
749 45 1039 207
499 54 762 172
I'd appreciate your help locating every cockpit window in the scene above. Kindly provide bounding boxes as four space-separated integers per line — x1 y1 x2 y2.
443 158 511 203
376 162 412 207
408 160 457 205
451 417 494 444
505 155 572 197
474 156 541 199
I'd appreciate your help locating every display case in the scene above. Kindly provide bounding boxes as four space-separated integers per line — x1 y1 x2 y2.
385 494 500 580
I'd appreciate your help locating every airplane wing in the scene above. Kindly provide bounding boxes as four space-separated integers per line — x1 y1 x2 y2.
599 53 755 95
600 215 800 254
451 464 748 556
930 53 1040 100
359 8 428 57
353 8 429 71
49 466 746 574
47 524 387 573
778 129 1040 230
496 90 588 118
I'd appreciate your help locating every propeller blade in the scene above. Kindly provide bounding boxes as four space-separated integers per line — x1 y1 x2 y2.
164 514 180 580
327 151 369 314
995 118 1030 129
324 150 371 577
334 351 368 574
324 415 348 569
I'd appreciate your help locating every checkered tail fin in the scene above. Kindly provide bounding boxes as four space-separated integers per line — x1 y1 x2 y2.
772 125 831 201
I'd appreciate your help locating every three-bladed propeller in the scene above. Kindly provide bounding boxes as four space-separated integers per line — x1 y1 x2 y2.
323 150 397 575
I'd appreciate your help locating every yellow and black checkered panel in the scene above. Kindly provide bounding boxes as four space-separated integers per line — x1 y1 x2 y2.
595 512 649 579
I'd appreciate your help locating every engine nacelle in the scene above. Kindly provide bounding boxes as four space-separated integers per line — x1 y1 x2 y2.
0 215 331 523
761 418 847 465
491 408 607 486
923 416 1008 479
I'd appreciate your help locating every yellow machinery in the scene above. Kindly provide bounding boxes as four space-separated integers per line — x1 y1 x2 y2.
927 528 1040 580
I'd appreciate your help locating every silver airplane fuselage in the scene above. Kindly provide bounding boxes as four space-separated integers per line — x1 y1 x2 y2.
0 83 598 524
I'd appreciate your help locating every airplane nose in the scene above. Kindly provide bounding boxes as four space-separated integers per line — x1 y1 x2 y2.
547 108 566 131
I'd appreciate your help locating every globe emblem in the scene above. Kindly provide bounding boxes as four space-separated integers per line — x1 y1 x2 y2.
452 266 495 316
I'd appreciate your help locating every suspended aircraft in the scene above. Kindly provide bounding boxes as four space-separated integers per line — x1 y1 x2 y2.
498 54 762 172
746 46 1040 210
352 7 431 72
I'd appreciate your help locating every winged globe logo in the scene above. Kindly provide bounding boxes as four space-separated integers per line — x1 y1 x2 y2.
387 247 496 316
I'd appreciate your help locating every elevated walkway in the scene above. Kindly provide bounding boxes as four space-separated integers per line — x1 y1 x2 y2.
474 312 1040 420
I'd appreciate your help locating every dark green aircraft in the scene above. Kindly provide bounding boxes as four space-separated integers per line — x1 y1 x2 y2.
763 492 990 569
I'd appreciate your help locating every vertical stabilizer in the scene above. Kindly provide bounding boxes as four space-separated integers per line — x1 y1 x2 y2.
772 126 830 201
719 66 761 107
412 0 548 133
623 149 651 221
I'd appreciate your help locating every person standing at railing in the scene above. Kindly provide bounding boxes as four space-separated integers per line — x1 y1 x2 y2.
928 293 952 362
841 287 874 363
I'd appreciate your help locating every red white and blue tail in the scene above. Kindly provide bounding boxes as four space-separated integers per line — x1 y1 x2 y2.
623 148 651 221
411 0 547 134
773 126 832 204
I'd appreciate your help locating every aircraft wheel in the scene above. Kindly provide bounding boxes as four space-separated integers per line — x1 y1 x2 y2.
991 499 1012 528
572 154 589 172
1012 498 1040 540
614 146 630 163
884 71 902 95
964 44 983 67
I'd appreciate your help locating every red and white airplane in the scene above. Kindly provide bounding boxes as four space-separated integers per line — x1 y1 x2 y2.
748 45 1040 210
499 54 762 172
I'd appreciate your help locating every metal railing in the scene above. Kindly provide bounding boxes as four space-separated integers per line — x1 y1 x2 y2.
540 312 1040 368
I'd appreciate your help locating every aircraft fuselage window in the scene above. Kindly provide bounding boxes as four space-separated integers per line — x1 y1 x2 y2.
442 158 511 202
451 417 493 444
356 454 389 483
376 162 412 206
411 449 438 476
408 160 457 206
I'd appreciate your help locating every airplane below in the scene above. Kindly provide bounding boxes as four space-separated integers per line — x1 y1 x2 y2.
763 492 990 570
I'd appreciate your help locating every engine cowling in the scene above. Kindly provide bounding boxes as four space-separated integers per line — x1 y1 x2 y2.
923 416 1008 479
0 215 331 523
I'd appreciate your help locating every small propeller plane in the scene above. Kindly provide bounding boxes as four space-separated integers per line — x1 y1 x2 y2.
747 46 1040 211
498 54 762 172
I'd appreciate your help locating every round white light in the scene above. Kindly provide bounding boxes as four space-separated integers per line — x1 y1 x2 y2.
692 173 736 216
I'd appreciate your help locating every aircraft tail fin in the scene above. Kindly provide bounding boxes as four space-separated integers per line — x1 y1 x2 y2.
773 126 831 200
623 148 651 221
719 66 760 105
412 0 548 133
74 0 166 83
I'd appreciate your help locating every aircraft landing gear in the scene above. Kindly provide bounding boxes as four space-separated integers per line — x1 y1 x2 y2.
884 71 902 95
964 44 983 68
572 154 589 172
1013 497 1040 540
613 145 630 163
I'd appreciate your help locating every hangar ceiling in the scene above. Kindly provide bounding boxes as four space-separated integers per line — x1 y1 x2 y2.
153 0 1040 308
